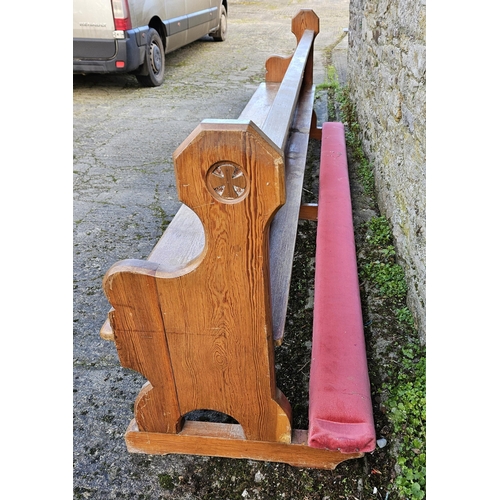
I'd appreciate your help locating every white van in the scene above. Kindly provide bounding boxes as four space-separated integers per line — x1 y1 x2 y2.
74 0 228 86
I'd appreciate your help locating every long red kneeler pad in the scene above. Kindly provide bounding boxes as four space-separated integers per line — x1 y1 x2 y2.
308 122 376 453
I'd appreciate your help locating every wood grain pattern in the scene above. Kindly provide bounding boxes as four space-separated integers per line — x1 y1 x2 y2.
265 55 292 83
102 85 319 345
103 260 183 433
166 120 292 443
125 419 363 470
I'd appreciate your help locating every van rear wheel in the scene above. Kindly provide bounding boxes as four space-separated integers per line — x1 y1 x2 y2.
136 28 165 87
211 5 227 42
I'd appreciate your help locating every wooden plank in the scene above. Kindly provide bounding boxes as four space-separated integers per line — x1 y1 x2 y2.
125 419 363 470
238 82 279 127
270 84 315 344
262 30 315 151
299 203 318 221
147 204 204 273
310 111 322 140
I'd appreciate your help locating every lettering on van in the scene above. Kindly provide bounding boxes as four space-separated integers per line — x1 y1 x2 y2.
79 22 107 28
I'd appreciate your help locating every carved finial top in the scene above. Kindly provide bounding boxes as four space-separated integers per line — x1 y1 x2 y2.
291 9 319 42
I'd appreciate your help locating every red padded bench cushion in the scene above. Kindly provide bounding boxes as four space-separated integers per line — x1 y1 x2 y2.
308 122 376 453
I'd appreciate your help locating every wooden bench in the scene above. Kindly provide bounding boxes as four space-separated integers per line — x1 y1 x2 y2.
100 9 375 470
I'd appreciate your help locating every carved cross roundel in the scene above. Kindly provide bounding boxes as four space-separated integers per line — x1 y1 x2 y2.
207 162 248 203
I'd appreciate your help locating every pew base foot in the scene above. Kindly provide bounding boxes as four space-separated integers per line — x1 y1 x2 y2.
124 419 364 470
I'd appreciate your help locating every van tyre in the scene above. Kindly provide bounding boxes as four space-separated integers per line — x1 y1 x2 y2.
136 28 165 87
212 5 227 42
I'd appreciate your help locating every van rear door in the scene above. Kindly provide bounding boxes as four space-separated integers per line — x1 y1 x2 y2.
73 0 116 59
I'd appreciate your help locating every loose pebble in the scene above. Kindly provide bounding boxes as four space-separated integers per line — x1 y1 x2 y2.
377 437 387 448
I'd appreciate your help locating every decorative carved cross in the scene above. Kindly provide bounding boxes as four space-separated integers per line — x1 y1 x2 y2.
208 163 247 201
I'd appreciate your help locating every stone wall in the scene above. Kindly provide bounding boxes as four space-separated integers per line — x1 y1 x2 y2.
347 0 426 340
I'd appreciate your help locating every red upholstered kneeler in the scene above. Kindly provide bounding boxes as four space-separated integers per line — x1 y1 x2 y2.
308 122 376 453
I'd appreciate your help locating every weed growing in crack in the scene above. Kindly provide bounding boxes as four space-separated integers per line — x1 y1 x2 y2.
358 213 425 499
366 216 393 246
319 66 375 197
362 260 408 301
385 343 426 500
359 213 425 499
158 473 176 490
360 216 408 300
